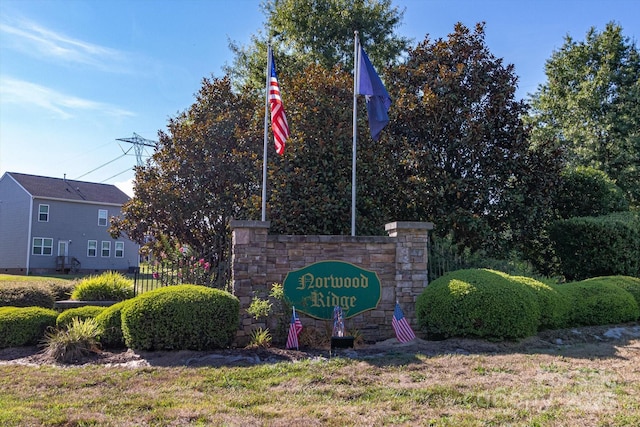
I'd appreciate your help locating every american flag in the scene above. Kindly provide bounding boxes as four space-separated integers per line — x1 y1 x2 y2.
286 306 303 350
392 302 416 343
269 49 289 155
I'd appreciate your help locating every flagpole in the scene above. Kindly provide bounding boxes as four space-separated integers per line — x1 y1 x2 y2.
352 31 359 236
262 45 271 222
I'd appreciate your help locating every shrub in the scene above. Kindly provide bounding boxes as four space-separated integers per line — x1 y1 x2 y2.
47 281 78 301
95 300 130 348
247 328 272 348
56 306 106 328
549 211 640 280
553 279 639 326
554 166 629 219
42 317 101 363
70 272 134 301
597 276 640 308
502 274 570 330
0 306 58 348
121 284 239 350
416 269 541 340
0 283 55 308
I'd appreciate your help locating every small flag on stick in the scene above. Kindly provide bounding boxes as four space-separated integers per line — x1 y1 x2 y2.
392 302 416 343
286 306 303 350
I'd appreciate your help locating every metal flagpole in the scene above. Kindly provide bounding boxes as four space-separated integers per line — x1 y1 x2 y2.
262 45 271 222
352 31 359 236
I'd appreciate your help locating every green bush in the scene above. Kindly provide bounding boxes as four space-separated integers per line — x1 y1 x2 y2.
415 269 541 340
0 306 58 348
555 166 629 219
553 280 639 326
121 284 239 351
598 276 640 308
95 300 130 348
570 276 640 318
47 281 78 301
549 211 640 280
56 306 106 328
70 272 134 301
502 274 570 330
0 283 55 308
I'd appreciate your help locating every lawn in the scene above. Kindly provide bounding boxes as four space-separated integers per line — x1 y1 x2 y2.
1 327 639 426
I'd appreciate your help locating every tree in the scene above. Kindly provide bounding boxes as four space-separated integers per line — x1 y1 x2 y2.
110 76 261 287
387 23 562 256
264 64 397 236
554 166 629 219
528 22 640 206
226 0 410 92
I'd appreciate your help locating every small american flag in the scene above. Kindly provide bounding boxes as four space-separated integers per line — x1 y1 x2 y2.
392 302 416 343
269 49 289 155
286 306 303 350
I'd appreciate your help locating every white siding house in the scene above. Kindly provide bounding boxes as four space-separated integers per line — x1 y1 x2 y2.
0 172 139 275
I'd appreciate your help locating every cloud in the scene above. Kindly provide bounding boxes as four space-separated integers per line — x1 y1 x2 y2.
0 77 135 119
0 17 131 73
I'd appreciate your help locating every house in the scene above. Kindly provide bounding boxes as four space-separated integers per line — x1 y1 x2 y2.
0 172 139 275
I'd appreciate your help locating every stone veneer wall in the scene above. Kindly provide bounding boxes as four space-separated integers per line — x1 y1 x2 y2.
230 220 434 345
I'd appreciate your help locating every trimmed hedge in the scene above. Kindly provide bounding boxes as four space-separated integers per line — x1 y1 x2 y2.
416 270 640 341
0 283 55 309
0 306 58 348
121 284 239 351
56 306 107 328
416 269 541 340
553 279 639 326
549 211 640 280
70 272 134 301
47 281 77 301
95 300 130 348
596 276 640 308
502 274 570 330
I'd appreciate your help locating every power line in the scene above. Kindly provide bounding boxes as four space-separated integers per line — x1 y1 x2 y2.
101 167 134 183
75 148 131 180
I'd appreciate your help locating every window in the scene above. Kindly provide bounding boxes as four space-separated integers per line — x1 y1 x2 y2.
98 209 108 226
38 204 49 222
32 237 53 255
101 241 111 257
115 241 124 258
87 240 97 257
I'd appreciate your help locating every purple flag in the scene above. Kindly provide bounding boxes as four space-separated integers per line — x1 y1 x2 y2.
357 46 391 141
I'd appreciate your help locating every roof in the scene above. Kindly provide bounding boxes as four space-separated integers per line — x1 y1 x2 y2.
5 172 130 205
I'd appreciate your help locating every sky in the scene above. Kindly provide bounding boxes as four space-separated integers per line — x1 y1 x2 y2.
1 0 638 197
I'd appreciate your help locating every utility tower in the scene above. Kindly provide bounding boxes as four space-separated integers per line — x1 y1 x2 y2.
116 133 157 167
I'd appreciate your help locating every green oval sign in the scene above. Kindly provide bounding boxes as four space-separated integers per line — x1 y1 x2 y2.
283 261 381 320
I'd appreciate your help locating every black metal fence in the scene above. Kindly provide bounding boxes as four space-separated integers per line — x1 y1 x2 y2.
427 234 473 282
131 258 218 295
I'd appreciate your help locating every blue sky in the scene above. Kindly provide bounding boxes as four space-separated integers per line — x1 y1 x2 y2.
1 0 638 197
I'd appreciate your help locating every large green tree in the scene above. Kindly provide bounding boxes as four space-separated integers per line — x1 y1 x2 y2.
110 76 261 287
387 23 562 256
528 22 640 206
264 64 397 235
226 0 410 92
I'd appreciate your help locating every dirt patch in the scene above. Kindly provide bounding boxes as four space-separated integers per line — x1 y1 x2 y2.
1 322 638 368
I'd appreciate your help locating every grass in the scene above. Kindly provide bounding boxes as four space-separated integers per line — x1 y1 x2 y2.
0 274 75 284
0 346 638 426
1 274 639 425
